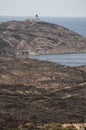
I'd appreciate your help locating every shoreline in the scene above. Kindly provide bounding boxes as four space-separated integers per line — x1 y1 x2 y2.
28 52 86 56
28 52 86 67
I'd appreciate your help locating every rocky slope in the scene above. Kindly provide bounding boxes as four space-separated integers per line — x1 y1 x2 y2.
0 20 86 56
0 56 86 129
0 20 86 129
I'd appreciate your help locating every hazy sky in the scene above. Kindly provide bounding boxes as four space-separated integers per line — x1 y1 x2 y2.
0 0 86 17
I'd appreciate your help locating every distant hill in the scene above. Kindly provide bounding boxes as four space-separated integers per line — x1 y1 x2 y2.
0 20 86 56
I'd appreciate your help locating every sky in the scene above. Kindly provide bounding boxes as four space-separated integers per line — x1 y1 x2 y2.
0 0 86 17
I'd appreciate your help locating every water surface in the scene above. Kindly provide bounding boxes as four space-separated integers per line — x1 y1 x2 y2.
29 53 86 66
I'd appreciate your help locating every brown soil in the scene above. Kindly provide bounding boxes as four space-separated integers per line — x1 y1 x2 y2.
0 55 86 129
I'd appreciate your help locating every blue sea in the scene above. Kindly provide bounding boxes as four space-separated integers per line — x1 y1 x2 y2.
0 16 86 66
29 53 86 66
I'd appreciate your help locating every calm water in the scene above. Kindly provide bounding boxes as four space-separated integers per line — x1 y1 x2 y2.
29 53 86 66
41 17 86 37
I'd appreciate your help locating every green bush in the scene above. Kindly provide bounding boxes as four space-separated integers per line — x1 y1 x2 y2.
42 123 52 130
8 128 20 130
25 122 35 129
42 123 64 130
48 123 63 130
42 123 78 130
64 126 77 130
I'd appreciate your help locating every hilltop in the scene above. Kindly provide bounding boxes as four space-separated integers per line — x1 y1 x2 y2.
0 55 86 129
0 20 86 56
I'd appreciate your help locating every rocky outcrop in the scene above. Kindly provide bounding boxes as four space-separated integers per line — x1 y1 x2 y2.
0 20 86 56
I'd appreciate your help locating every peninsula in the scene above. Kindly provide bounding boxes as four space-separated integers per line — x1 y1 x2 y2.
0 20 86 57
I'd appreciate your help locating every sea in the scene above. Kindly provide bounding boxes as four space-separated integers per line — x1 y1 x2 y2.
0 16 86 66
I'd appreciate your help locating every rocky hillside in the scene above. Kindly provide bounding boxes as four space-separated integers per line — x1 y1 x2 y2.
0 56 86 129
0 20 86 56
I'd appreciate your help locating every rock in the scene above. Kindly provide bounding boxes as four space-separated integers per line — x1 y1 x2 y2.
0 20 86 57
